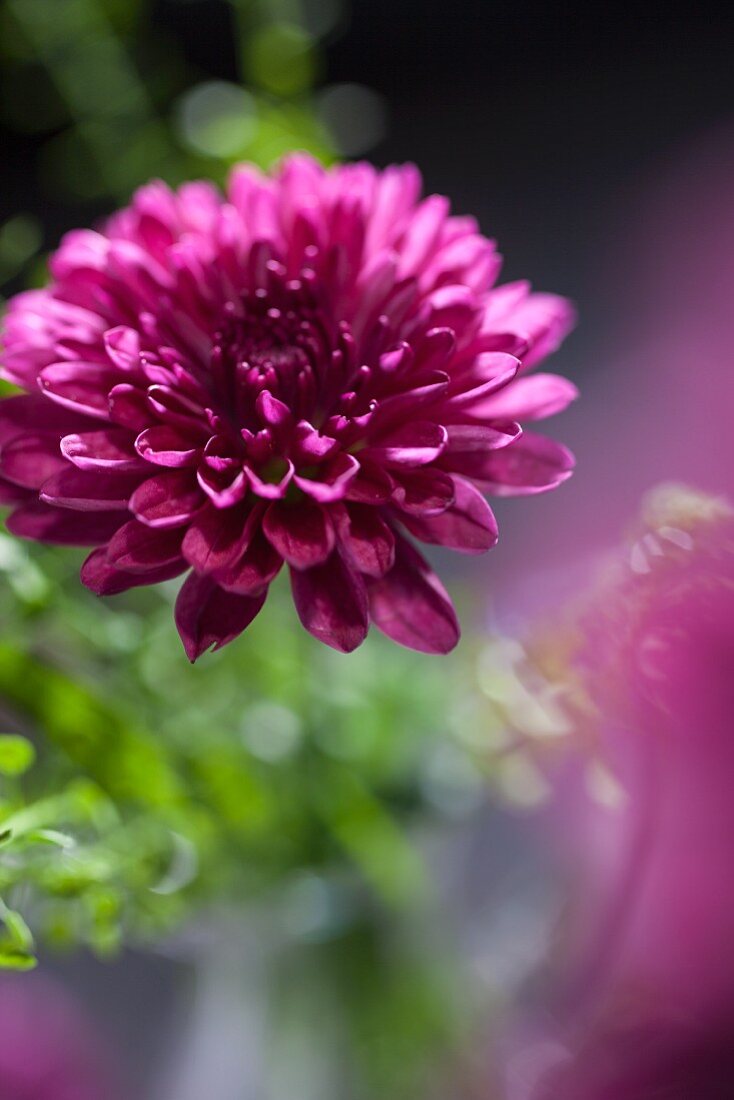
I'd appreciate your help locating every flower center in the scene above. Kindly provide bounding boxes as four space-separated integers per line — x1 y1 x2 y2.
208 284 338 431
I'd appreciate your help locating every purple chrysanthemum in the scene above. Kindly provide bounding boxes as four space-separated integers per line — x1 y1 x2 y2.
0 155 576 658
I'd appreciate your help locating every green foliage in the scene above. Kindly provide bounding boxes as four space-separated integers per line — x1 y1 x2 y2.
0 734 36 777
244 21 318 97
0 0 339 219
0 899 37 969
0 533 490 1094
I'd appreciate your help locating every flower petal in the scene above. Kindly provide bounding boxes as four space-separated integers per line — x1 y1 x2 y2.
0 433 67 489
175 572 267 661
437 421 522 480
263 500 335 569
363 422 447 468
135 425 202 468
40 468 143 511
81 547 186 594
491 291 576 371
291 421 340 464
399 476 498 553
256 390 294 431
443 352 519 410
181 503 254 574
108 384 152 431
294 452 360 502
368 538 460 654
0 394 91 445
471 373 578 421
106 520 184 573
103 325 141 372
130 470 205 529
0 478 31 505
444 421 521 454
197 465 248 508
344 460 394 504
214 529 282 595
6 502 126 545
290 553 368 652
333 503 395 578
146 385 207 431
61 428 141 470
367 371 449 430
39 362 117 419
390 467 455 515
424 283 478 330
474 432 575 495
245 458 295 500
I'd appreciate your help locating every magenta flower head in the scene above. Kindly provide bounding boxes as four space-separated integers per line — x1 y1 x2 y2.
0 155 576 659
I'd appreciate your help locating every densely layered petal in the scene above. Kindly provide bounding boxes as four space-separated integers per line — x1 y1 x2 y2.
0 154 575 657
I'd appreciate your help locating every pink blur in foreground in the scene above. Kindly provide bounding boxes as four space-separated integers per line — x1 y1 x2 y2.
0 975 118 1100
500 487 734 1100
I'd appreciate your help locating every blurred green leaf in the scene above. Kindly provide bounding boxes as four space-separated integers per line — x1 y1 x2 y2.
0 947 37 971
0 903 34 952
176 81 258 158
0 734 36 777
26 828 76 849
0 899 37 968
0 216 42 264
244 22 318 97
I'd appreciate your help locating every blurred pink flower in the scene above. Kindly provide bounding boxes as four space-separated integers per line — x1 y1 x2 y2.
505 1016 734 1100
0 155 575 658
0 976 119 1100
485 124 734 627
498 489 734 1100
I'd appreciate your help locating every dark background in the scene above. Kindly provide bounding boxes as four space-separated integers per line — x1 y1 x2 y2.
5 0 734 342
